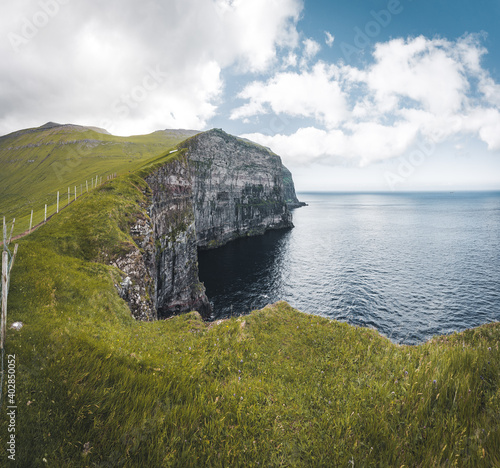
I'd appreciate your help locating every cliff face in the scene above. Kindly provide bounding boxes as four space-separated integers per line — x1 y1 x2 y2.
124 129 301 319
145 154 211 318
114 210 156 321
282 166 307 208
180 129 294 249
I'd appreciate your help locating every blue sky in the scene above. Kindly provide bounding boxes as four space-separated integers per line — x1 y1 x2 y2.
1 0 500 191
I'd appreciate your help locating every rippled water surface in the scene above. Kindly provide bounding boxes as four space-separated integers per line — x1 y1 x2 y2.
198 192 500 344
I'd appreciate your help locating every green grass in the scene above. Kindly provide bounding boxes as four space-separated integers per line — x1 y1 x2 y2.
0 173 499 467
0 124 198 237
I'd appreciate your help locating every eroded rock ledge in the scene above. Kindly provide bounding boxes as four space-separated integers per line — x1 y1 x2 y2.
123 129 303 319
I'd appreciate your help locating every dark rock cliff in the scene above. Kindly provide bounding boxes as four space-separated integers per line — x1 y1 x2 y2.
123 129 302 319
145 154 211 318
179 129 294 249
113 210 156 321
282 166 307 208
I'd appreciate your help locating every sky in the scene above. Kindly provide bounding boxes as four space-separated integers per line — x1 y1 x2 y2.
1 0 500 191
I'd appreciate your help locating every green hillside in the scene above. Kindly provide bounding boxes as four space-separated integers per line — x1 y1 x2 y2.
0 164 499 466
0 122 199 237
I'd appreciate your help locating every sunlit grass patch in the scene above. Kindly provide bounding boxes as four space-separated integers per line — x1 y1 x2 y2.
0 171 498 467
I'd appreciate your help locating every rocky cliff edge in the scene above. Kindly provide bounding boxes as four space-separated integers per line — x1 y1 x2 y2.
123 129 303 319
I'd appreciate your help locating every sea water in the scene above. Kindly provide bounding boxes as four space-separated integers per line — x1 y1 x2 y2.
198 192 500 344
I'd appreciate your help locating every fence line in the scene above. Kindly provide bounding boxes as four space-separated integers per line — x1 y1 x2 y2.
0 172 119 405
0 218 19 408
0 172 118 244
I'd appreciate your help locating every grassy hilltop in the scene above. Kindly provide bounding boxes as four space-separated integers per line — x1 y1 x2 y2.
0 127 499 466
0 122 198 237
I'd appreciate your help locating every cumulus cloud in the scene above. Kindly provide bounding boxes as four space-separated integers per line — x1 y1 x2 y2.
302 38 321 59
242 120 418 166
282 52 298 69
479 76 500 107
0 0 303 136
324 31 334 47
234 34 500 165
365 37 469 115
231 62 348 127
461 107 500 150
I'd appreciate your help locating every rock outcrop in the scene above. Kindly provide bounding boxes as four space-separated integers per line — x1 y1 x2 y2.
126 128 303 319
112 199 157 321
180 129 294 249
282 166 307 208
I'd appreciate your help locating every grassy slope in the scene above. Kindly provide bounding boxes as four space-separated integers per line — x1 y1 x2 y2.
0 170 499 467
0 123 198 237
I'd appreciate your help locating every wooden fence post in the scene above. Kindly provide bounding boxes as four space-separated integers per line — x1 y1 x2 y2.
45 204 47 223
1 216 18 353
29 210 33 233
7 219 14 245
9 245 18 277
1 250 8 351
67 187 70 206
57 191 59 213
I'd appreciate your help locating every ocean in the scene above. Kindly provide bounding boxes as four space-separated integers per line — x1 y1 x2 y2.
198 192 500 344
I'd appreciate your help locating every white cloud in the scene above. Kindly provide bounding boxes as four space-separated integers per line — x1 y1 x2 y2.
231 62 348 127
365 37 469 115
325 31 334 47
215 0 302 72
479 76 500 107
299 37 321 68
303 38 321 59
0 0 303 136
282 52 298 68
242 120 418 166
234 35 500 166
461 108 500 150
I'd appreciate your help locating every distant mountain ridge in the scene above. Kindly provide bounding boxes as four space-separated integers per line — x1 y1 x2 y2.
0 121 110 142
0 121 199 142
